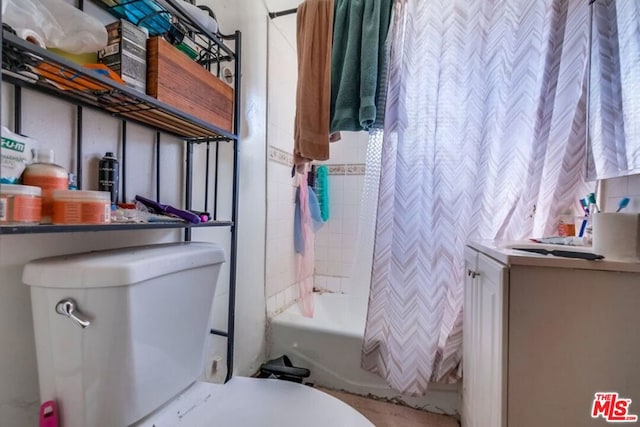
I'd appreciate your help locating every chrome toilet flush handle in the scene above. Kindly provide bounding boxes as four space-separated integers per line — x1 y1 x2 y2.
55 298 91 328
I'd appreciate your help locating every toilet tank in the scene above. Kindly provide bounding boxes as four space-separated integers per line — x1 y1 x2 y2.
22 242 225 427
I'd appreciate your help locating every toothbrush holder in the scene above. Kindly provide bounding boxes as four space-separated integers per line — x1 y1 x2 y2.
592 213 640 262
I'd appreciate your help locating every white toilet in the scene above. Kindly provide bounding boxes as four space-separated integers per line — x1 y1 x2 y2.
23 242 373 427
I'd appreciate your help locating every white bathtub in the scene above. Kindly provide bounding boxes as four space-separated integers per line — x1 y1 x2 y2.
268 292 459 415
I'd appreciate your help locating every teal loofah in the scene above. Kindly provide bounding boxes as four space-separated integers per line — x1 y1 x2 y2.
315 165 330 221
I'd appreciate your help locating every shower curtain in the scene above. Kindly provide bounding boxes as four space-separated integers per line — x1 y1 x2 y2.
362 0 594 395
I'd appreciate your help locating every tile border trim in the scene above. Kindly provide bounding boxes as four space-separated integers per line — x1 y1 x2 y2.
268 145 294 167
322 163 366 176
266 146 366 176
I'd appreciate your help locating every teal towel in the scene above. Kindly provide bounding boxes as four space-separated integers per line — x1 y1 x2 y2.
315 165 330 221
372 4 395 129
330 0 393 132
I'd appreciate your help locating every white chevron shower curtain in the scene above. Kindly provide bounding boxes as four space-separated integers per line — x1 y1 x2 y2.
362 0 594 395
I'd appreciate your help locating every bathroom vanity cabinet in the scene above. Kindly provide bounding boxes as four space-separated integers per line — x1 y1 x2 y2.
462 241 640 427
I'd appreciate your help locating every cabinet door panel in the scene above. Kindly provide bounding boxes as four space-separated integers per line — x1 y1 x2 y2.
462 248 507 427
462 248 478 427
508 266 640 427
476 254 507 427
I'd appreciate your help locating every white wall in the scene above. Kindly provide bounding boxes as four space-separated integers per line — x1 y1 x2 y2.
0 1 268 425
265 13 299 317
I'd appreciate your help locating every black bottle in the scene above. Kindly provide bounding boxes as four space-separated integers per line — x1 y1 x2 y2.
98 152 119 204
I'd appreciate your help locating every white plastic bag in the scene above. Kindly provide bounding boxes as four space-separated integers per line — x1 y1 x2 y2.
2 0 108 54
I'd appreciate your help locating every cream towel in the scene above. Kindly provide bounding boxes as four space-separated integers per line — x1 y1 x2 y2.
293 0 334 166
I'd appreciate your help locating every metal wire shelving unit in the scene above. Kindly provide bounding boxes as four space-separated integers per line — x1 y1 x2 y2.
0 0 241 382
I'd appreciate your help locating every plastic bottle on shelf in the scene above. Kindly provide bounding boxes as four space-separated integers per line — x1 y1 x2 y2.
22 149 68 224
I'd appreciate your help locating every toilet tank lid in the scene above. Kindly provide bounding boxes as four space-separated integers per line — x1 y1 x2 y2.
22 242 226 289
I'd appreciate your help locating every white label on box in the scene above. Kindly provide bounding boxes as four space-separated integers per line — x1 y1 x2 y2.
101 43 120 58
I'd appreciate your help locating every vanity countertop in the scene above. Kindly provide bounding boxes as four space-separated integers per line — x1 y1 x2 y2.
468 240 640 273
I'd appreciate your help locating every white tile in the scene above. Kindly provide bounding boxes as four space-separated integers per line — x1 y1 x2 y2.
327 213 342 225
327 233 342 247
291 285 301 300
342 215 358 233
315 245 328 262
605 197 620 213
341 262 354 278
342 248 356 266
280 219 291 239
275 289 285 312
340 277 352 294
343 206 358 219
326 277 342 293
315 261 329 275
266 295 277 316
283 286 291 305
314 275 328 290
326 247 338 265
315 231 330 247
342 234 356 250
628 174 640 195
328 218 344 234
628 196 640 213
602 176 629 198
329 139 347 159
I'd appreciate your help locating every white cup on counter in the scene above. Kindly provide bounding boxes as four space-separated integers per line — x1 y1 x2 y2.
592 213 640 262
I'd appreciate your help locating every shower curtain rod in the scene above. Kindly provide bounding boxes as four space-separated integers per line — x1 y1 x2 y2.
269 7 298 19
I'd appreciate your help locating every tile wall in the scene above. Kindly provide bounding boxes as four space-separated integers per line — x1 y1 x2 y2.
265 130 370 316
314 163 366 295
264 10 373 316
314 132 370 296
265 14 299 317
265 146 299 316
601 173 640 213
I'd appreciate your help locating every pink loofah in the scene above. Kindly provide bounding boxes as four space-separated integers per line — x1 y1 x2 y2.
296 165 315 317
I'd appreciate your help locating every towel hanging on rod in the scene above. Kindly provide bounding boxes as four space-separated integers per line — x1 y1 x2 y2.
293 0 334 165
330 0 393 132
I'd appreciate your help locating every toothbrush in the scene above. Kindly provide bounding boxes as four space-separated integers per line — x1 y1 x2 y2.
580 198 590 215
616 197 630 212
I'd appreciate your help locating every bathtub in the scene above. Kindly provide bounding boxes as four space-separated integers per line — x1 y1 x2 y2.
268 292 459 415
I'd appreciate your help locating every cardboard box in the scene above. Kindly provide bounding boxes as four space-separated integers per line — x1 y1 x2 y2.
147 36 234 133
99 20 148 93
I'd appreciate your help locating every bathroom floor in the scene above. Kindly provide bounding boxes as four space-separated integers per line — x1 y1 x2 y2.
320 388 459 427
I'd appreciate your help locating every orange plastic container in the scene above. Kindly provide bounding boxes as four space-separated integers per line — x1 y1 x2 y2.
0 184 42 224
22 149 68 223
52 190 111 225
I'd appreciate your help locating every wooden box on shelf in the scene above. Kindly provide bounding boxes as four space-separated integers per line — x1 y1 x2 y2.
146 37 233 133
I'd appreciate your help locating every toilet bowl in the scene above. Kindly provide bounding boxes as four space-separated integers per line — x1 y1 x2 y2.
135 377 372 426
23 243 372 427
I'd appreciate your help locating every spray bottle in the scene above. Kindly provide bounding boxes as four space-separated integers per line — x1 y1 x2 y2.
98 152 119 205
